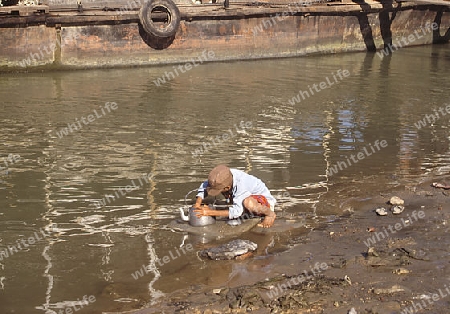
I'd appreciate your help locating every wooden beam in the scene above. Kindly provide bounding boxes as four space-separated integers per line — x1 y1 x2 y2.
397 0 450 6
0 1 444 28
0 4 48 16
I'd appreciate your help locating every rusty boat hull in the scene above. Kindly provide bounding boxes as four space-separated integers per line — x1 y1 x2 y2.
0 0 449 71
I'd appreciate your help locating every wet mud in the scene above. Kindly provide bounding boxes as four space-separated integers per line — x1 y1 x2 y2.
129 176 450 314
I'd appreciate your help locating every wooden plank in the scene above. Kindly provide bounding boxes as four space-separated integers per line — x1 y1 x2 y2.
397 0 450 6
0 14 46 25
0 1 428 26
0 4 49 16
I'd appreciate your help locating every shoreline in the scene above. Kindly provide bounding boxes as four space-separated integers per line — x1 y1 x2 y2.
128 176 450 313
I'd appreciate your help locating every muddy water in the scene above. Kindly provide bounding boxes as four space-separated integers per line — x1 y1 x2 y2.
0 44 449 313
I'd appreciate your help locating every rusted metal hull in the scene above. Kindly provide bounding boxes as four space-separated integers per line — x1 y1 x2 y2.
0 1 449 71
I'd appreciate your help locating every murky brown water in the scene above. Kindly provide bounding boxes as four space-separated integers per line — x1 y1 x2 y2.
0 44 449 313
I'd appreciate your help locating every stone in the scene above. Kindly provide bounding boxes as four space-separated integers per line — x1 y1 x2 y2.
367 247 379 257
389 196 404 206
391 205 405 214
200 239 258 260
375 207 388 216
393 268 410 275
373 285 405 294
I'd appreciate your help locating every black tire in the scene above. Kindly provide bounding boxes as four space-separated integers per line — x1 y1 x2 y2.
139 0 181 38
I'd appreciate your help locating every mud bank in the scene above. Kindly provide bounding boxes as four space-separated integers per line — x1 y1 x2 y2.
0 1 449 71
129 177 450 314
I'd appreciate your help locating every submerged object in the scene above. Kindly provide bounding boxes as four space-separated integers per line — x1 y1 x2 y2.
179 207 216 227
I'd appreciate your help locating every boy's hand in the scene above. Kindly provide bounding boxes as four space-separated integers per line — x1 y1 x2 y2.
193 205 211 218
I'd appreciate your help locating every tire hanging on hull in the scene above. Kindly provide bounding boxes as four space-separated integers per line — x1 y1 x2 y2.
139 0 181 38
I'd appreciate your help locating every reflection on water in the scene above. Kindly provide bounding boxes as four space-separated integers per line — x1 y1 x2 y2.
0 44 449 313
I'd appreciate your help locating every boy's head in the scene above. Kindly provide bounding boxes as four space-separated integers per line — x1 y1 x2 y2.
207 164 233 196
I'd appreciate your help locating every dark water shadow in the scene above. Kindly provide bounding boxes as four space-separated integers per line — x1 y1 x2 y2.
363 50 396 151
359 51 376 76
378 49 392 78
433 9 450 44
138 23 176 50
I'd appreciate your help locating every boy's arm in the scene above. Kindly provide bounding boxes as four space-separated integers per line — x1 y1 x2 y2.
194 196 203 209
194 180 209 209
194 207 229 218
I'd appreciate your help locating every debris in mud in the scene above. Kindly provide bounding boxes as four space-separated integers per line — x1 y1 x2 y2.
199 239 258 260
392 247 429 261
330 258 347 268
367 247 379 257
343 275 352 285
363 241 430 270
392 268 410 275
431 182 450 189
391 205 405 215
389 196 405 206
374 196 407 216
386 237 416 248
375 207 388 216
224 275 346 312
373 284 405 295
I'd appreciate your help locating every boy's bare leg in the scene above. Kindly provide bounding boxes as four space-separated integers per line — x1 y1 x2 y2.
259 213 276 228
243 197 276 228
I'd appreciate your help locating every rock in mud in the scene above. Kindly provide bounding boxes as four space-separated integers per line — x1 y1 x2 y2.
373 284 405 295
200 239 258 260
393 268 410 275
391 205 405 214
348 308 357 314
367 247 379 257
389 196 404 206
375 207 388 216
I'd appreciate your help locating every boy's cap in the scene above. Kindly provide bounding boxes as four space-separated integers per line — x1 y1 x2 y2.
207 165 232 196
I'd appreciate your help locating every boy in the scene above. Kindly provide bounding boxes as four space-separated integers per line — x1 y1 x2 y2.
193 164 276 228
